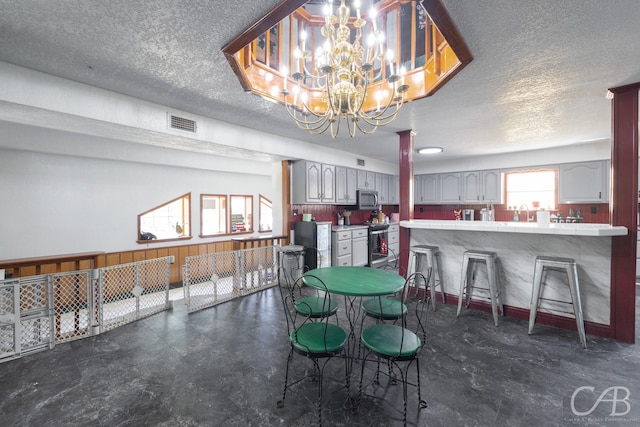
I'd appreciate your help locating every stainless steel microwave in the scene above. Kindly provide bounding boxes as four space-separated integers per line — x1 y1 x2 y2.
357 190 379 210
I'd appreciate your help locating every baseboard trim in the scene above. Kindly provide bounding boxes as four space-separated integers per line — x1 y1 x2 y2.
431 292 612 339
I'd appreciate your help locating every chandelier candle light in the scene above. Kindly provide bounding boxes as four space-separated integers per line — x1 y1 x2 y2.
280 0 410 138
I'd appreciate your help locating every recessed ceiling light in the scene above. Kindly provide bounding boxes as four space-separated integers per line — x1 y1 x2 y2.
417 146 443 155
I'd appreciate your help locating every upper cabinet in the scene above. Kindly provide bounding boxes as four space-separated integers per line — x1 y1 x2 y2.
357 170 375 190
292 161 400 205
376 173 390 204
558 160 609 203
416 174 439 204
462 170 502 203
388 175 399 204
440 172 463 203
416 170 501 205
291 161 335 204
335 166 357 205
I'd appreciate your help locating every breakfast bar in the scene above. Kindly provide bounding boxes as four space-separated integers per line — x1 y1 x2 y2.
400 220 628 326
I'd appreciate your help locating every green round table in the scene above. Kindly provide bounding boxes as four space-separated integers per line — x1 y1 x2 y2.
303 266 405 296
302 266 407 382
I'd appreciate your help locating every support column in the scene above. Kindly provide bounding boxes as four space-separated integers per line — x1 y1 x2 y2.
282 160 292 244
609 83 639 343
397 130 415 277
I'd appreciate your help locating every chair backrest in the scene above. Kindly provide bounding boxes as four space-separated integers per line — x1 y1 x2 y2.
404 269 432 344
277 265 309 309
277 273 337 353
278 265 292 288
301 246 321 272
384 269 431 357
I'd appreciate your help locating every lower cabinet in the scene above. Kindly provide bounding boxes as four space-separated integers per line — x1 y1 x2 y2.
387 223 399 265
351 228 368 267
332 229 352 266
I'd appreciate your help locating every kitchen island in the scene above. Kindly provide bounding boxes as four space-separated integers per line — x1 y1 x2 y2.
400 220 627 327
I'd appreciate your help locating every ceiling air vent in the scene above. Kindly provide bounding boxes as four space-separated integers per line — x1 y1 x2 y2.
169 114 197 133
357 158 365 167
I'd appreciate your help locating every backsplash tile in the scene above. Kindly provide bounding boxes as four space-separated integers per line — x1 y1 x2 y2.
289 202 610 229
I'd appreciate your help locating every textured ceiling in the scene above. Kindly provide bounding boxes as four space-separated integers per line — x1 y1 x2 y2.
1 0 639 166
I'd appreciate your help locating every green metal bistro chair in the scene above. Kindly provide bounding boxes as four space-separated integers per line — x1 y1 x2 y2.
379 247 412 277
279 266 339 320
360 254 421 326
358 270 431 427
277 274 349 427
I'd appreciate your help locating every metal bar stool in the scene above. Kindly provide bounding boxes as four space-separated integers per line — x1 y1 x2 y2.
528 256 587 348
457 250 503 326
408 245 446 311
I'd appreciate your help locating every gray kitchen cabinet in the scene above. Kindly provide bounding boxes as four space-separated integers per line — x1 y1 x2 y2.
376 173 390 204
387 223 400 265
357 170 375 190
416 174 439 204
335 166 357 205
331 229 352 266
558 160 609 203
388 175 399 204
439 172 463 203
291 161 335 204
351 227 369 267
463 170 502 203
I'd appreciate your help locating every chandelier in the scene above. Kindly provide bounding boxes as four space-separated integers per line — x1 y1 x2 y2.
280 0 410 138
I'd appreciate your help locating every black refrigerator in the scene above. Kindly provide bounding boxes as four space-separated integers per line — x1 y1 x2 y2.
294 221 331 270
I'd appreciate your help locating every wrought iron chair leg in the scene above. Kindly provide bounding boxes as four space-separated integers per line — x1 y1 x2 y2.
416 357 427 409
315 359 323 427
388 359 398 385
277 347 294 408
397 361 409 427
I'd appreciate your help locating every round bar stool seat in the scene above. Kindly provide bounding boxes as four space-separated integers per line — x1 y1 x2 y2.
456 250 503 326
528 256 587 349
408 245 446 311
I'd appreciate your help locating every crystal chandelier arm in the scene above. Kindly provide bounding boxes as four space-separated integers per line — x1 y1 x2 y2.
281 89 338 135
283 101 328 127
353 119 383 135
283 103 333 135
282 91 325 120
359 97 405 124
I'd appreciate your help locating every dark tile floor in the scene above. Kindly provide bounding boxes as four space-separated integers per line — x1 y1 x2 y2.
1 285 640 427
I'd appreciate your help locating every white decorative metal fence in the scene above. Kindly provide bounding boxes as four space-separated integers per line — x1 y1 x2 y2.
0 256 173 363
1 247 280 363
99 257 171 333
54 271 95 343
0 276 54 363
184 246 279 313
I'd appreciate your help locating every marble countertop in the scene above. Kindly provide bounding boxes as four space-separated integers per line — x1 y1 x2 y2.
332 224 369 231
332 222 403 232
400 219 628 236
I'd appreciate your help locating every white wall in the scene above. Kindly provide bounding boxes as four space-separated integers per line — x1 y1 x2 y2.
0 143 276 260
0 61 397 174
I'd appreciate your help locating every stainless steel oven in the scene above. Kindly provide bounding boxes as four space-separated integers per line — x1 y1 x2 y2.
368 223 390 268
